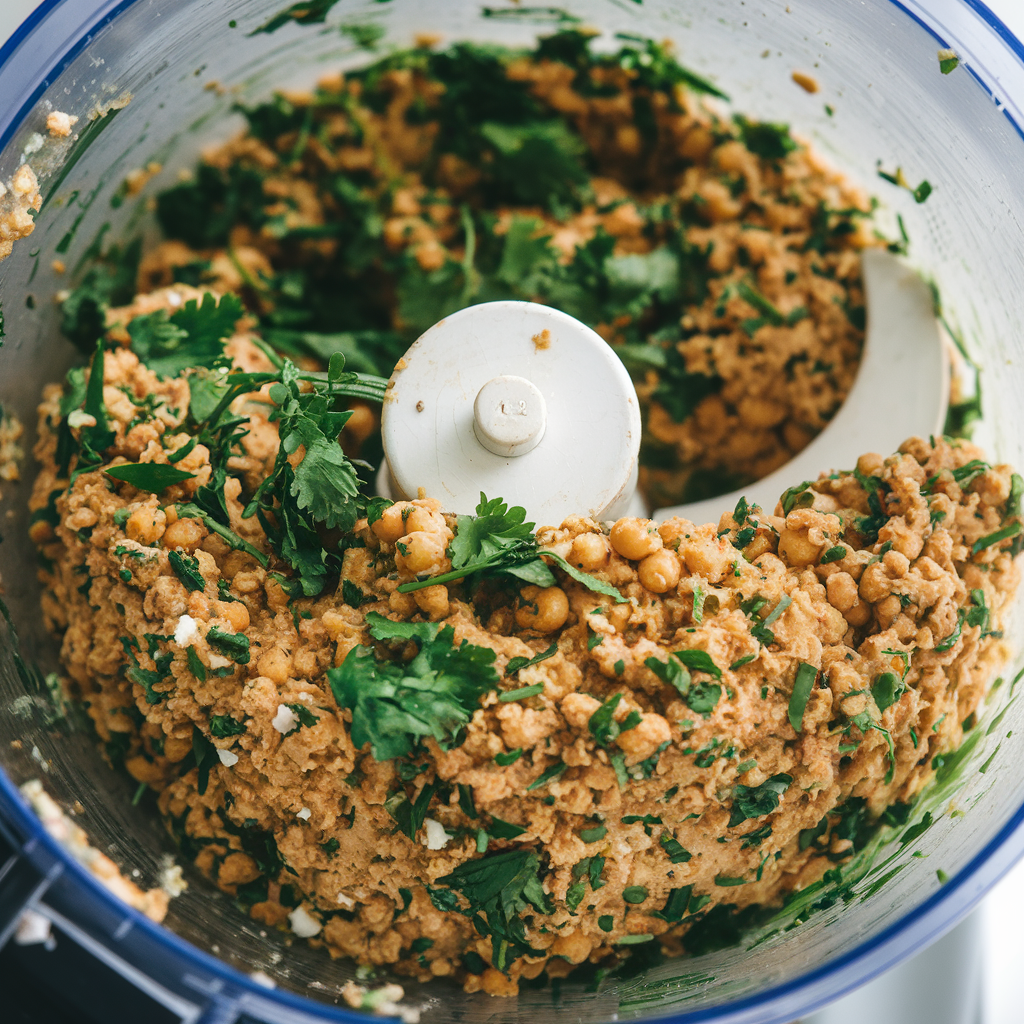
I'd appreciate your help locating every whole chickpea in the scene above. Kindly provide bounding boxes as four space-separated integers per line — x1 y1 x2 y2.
778 527 822 567
371 501 414 544
568 533 609 571
216 601 250 632
610 518 662 561
404 506 447 535
257 647 292 685
388 589 418 617
163 735 192 763
515 585 569 633
638 549 681 593
126 504 166 545
394 531 448 576
413 584 450 621
162 516 206 553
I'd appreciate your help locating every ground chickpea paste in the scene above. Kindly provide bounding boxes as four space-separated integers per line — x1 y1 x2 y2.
27 31 1024 997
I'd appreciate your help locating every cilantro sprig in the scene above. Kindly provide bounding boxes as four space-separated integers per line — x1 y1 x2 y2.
326 611 499 760
127 292 244 379
191 354 386 596
434 849 552 973
728 774 793 827
397 494 626 602
645 650 722 719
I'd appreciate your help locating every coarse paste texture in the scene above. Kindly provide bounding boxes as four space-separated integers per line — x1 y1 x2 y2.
121 31 872 508
28 290 1022 994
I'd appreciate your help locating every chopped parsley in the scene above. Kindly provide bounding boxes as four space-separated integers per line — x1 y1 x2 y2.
728 774 793 827
210 714 246 737
506 642 558 674
527 761 568 791
788 662 818 731
588 693 642 748
645 651 722 718
326 612 498 760
435 849 552 973
206 627 251 665
622 885 648 904
168 551 205 592
659 833 691 863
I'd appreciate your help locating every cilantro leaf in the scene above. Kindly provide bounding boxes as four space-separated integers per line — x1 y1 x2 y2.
728 774 793 827
436 849 551 973
289 434 361 529
788 662 818 731
495 216 557 290
168 551 206 593
449 495 551 583
128 293 242 378
171 292 244 354
251 0 343 34
106 463 196 492
399 494 620 600
207 627 251 665
210 714 246 737
240 359 381 593
645 654 721 718
327 617 499 760
480 119 589 209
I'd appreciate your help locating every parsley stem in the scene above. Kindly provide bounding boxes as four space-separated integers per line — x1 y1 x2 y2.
397 555 502 593
460 205 480 303
197 370 389 432
175 503 269 567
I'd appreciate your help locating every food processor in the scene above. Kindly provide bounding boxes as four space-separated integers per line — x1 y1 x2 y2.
1 1 1024 1022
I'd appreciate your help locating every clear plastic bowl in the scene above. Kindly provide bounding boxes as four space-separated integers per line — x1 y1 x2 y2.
1 2 1024 1022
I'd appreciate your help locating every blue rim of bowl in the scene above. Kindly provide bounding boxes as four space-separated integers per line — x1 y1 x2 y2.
0 0 1023 1020
0 0 137 155
891 0 1024 140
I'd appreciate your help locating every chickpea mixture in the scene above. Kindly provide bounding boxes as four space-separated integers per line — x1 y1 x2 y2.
68 29 877 508
28 280 1022 993
27 30 1020 999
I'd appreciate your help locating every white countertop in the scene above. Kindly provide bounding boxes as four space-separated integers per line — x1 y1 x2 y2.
1 2 1022 1023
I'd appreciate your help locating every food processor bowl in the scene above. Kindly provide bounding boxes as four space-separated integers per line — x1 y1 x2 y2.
1 1 1024 1022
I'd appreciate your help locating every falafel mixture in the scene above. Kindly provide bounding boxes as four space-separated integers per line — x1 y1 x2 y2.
28 281 1022 994
29 29 1021 998
78 29 875 508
